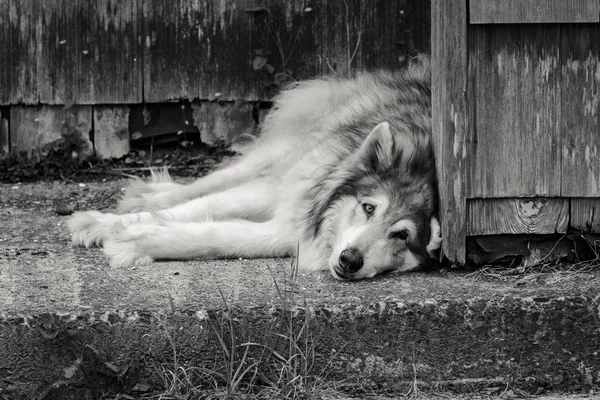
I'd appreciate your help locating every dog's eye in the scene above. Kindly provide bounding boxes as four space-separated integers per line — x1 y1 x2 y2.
362 203 376 216
390 229 409 240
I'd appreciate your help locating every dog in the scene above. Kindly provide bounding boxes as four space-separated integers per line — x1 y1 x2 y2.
69 57 442 280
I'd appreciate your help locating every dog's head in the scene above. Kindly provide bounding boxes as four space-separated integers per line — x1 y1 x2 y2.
322 122 441 280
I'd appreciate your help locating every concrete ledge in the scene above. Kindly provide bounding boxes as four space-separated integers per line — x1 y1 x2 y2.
1 182 600 399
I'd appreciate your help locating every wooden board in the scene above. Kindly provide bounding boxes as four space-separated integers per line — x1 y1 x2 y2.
143 0 426 102
571 198 600 233
78 0 143 104
10 106 93 159
561 24 600 197
432 0 468 263
93 106 131 159
467 198 569 235
8 0 142 105
9 0 41 104
467 25 562 198
0 0 10 105
470 0 600 24
4 0 428 104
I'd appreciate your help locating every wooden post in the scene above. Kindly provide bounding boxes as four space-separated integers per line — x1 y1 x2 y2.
431 0 469 263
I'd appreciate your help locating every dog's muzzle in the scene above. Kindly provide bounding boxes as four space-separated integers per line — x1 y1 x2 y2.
336 248 364 276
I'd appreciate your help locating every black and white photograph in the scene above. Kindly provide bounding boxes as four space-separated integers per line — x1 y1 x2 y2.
1 1 599 399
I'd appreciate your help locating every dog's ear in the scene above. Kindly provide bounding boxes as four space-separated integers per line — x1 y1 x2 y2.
359 122 396 171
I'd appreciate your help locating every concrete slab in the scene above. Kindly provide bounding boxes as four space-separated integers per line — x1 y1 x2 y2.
1 181 600 399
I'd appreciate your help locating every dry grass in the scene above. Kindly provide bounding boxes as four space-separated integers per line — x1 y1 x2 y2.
145 253 342 400
465 234 600 284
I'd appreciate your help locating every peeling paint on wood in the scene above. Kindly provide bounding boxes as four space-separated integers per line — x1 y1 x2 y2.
467 25 562 198
8 0 40 104
432 0 468 263
1 0 428 104
571 198 600 233
143 0 427 102
561 24 600 197
467 198 569 235
470 0 600 24
93 106 131 159
7 0 142 105
191 100 256 145
10 106 93 160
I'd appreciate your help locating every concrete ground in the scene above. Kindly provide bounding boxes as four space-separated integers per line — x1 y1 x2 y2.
1 180 600 399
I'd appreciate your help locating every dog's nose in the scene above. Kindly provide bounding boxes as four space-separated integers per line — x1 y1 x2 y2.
338 248 363 273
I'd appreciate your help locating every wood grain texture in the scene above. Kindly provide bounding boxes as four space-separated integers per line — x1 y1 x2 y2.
571 198 600 232
143 0 426 102
10 106 93 159
8 0 142 105
93 106 131 159
79 0 143 103
432 0 468 263
467 25 562 198
561 24 600 197
5 0 428 104
9 0 41 104
467 198 569 235
470 0 600 24
0 0 10 105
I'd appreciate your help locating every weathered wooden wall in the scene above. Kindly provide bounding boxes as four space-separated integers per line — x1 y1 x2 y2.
470 0 600 24
6 0 144 105
467 23 600 199
1 0 430 158
0 0 430 105
434 0 600 262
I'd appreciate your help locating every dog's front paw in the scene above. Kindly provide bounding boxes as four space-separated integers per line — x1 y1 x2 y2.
103 223 154 268
68 211 117 247
426 217 442 258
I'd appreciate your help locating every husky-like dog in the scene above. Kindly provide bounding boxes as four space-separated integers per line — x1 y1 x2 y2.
69 58 442 280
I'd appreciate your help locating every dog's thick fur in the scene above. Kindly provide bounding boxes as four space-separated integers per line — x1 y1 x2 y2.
69 58 442 280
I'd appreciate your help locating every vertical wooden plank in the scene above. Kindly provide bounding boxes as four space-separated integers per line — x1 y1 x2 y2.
431 0 468 263
37 0 72 104
467 25 562 198
561 23 600 197
143 0 201 102
0 0 10 105
9 0 41 104
467 198 569 235
10 106 93 159
83 0 143 103
93 106 131 159
470 0 600 24
571 198 600 232
9 0 142 105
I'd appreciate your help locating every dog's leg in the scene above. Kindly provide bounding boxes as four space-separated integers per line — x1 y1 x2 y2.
69 178 279 247
117 142 291 213
103 219 293 268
